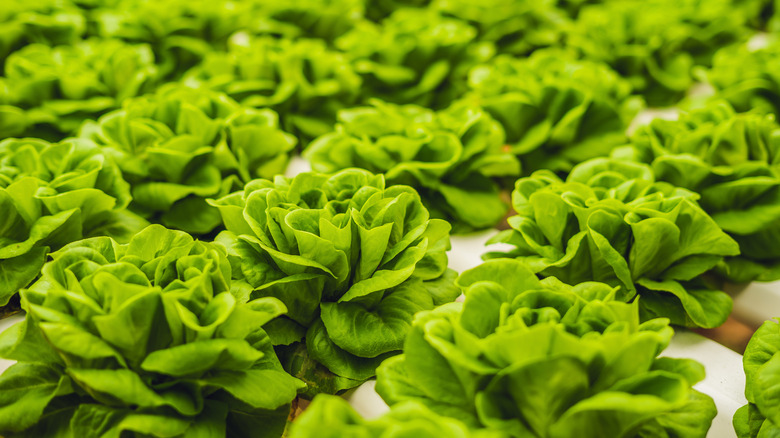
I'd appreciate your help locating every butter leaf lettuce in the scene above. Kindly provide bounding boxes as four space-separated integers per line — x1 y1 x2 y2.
621 102 780 282
289 394 505 438
465 49 643 175
184 35 361 144
566 0 750 106
0 38 158 140
376 258 717 437
485 158 740 328
0 137 143 307
305 100 520 232
79 85 296 235
0 0 85 66
432 0 569 56
336 8 487 109
734 318 780 438
210 169 459 397
0 225 304 437
706 39 780 117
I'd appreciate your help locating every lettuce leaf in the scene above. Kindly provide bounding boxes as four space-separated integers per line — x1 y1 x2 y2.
735 318 780 437
211 169 459 397
305 100 520 232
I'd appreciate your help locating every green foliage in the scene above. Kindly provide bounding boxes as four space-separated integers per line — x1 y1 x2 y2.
0 225 304 437
376 258 717 437
0 137 142 306
305 100 520 232
734 318 780 437
211 169 459 397
80 85 296 235
486 158 740 328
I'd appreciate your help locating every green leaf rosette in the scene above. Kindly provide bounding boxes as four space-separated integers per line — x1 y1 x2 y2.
90 0 258 80
184 35 362 144
0 225 304 437
0 0 85 66
566 0 750 106
210 169 459 397
706 39 780 117
305 100 520 232
465 49 643 175
734 318 780 438
0 137 143 307
485 158 740 328
79 85 297 235
376 258 717 437
336 8 487 109
432 0 569 56
622 102 780 282
0 38 158 140
289 394 505 438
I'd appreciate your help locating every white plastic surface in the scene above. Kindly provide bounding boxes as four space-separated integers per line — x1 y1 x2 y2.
728 281 780 329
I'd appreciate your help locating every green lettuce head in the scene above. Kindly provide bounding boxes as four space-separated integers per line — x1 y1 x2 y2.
376 258 717 437
0 137 143 307
566 0 749 106
336 8 487 109
622 102 780 282
289 394 506 438
485 158 740 328
0 0 85 65
80 85 297 235
0 38 158 140
210 169 459 397
465 49 643 175
706 39 780 117
432 0 569 56
184 35 362 144
305 100 520 232
90 0 259 80
0 225 304 437
734 318 780 438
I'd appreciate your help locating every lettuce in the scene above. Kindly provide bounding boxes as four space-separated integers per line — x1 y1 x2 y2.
566 0 749 106
79 85 296 235
433 0 568 56
210 169 459 397
376 258 717 437
0 38 158 140
734 318 780 437
0 137 144 307
622 102 780 282
253 0 366 43
184 35 362 144
289 394 505 438
305 100 520 232
706 39 780 117
465 49 642 175
336 8 486 109
0 0 85 66
485 158 740 328
0 225 305 437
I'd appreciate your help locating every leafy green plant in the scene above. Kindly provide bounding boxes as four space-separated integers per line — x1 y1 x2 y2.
433 0 568 56
210 169 459 397
464 48 642 175
620 102 780 282
79 84 296 235
289 394 505 438
0 137 143 308
184 35 362 144
734 318 780 437
376 258 717 437
253 0 366 43
336 8 487 109
566 0 749 106
305 100 520 232
706 39 780 117
0 38 158 140
486 158 740 328
0 225 304 437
